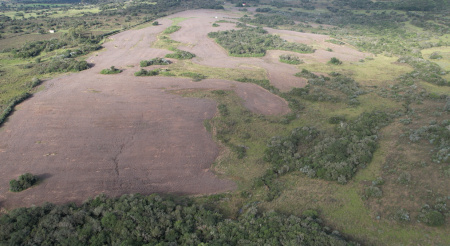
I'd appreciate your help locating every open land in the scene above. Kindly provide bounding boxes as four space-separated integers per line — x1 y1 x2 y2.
0 9 322 208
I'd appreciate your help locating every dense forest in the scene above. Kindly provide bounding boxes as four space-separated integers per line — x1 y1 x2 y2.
0 194 354 245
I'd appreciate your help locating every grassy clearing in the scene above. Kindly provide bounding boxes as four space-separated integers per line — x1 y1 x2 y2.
421 46 450 71
167 60 267 81
170 17 189 25
301 55 414 86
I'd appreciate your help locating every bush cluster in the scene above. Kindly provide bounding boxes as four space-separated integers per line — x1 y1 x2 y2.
208 27 314 57
0 194 353 245
397 56 448 86
279 54 304 65
294 71 365 106
240 13 295 27
263 111 391 185
134 68 161 76
328 57 342 65
38 58 90 74
139 57 171 67
9 173 38 192
165 49 196 60
100 66 121 75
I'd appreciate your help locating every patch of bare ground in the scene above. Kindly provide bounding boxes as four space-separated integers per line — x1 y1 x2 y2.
168 10 367 91
0 10 293 209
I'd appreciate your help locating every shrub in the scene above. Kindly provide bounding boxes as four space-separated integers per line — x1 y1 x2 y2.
394 208 410 222
328 57 342 65
212 23 220 27
418 209 446 226
397 172 411 184
100 66 121 74
9 173 38 192
429 52 443 59
165 49 196 60
152 21 159 26
279 54 304 65
134 68 161 76
365 186 383 198
39 58 90 74
140 57 171 67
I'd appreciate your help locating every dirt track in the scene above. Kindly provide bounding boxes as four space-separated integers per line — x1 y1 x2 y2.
0 9 366 209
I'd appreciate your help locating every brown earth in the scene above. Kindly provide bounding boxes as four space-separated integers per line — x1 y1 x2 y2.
0 9 366 209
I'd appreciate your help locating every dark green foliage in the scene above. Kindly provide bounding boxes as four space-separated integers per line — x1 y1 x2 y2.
9 173 38 192
240 13 295 27
264 111 391 185
328 57 342 65
0 194 353 245
212 23 220 27
398 56 448 86
292 73 365 106
422 211 445 226
100 66 121 75
38 58 90 74
365 186 383 198
152 21 159 26
218 104 229 116
13 39 68 58
255 7 272 13
134 68 161 76
295 69 319 79
208 27 315 57
165 49 196 60
139 57 171 67
0 92 31 126
279 54 304 65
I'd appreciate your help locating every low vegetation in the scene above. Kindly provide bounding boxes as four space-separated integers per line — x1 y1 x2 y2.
165 49 196 60
100 66 121 75
139 57 171 67
279 54 303 65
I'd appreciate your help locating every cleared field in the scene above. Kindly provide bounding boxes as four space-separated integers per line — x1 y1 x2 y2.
0 10 293 208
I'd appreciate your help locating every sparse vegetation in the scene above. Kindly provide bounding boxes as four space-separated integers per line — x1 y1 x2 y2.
165 49 196 60
279 54 303 65
139 57 171 67
100 66 121 75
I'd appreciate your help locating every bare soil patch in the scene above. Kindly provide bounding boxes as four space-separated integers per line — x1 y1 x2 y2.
0 10 292 209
